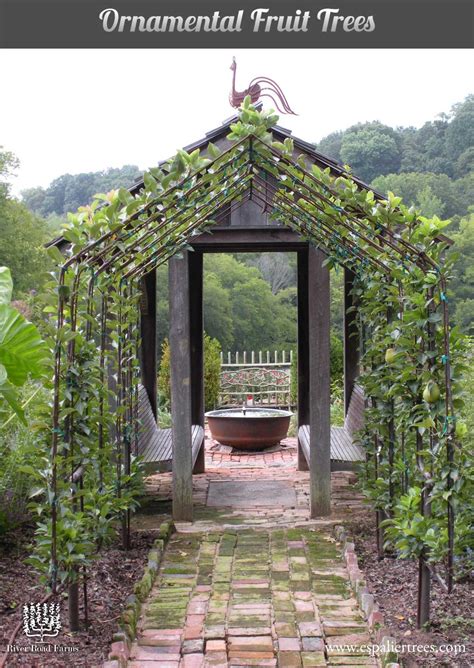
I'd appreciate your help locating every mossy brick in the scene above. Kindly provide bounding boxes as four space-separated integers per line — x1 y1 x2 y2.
228 616 270 627
205 613 227 625
142 618 183 630
158 521 172 540
163 565 196 575
148 600 188 610
147 549 159 563
273 601 294 611
205 533 221 542
290 572 311 582
301 651 326 666
278 650 303 667
295 611 314 623
273 611 296 623
274 623 298 636
328 657 377 665
290 581 311 592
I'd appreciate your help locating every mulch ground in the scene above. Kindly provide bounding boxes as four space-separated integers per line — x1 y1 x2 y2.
0 527 158 667
349 514 474 668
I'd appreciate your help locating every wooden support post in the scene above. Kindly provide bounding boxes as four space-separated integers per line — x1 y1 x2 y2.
68 581 80 632
309 246 331 517
344 268 359 416
189 251 205 474
140 269 157 418
169 253 193 521
297 249 309 471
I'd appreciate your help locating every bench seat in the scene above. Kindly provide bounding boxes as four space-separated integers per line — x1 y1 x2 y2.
137 385 205 473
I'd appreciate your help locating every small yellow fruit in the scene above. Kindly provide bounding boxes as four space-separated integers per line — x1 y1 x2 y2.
385 348 397 364
423 381 440 404
455 421 468 439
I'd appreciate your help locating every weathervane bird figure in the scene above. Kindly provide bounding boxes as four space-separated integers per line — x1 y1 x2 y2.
229 58 297 115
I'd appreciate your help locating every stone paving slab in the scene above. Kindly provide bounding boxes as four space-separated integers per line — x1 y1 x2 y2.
207 480 297 508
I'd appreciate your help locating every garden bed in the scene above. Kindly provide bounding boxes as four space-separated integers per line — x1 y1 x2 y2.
0 528 158 667
349 515 473 667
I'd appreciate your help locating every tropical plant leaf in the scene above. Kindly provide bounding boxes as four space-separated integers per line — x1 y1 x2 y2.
0 304 49 385
0 380 26 424
0 267 13 305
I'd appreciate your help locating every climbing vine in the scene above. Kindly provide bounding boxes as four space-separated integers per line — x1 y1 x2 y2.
30 98 469 630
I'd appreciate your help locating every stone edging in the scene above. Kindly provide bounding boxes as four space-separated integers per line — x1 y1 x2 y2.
105 520 175 667
334 524 401 668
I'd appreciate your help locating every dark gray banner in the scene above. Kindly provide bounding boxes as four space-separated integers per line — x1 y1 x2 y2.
0 0 472 48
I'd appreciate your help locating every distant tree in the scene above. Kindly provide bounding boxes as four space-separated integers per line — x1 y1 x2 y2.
446 95 474 166
399 127 426 173
251 253 296 294
449 212 474 333
414 116 451 176
0 148 19 199
0 199 50 295
0 150 50 295
316 131 344 163
415 186 446 218
204 272 234 351
372 172 466 218
455 147 474 177
21 165 141 216
315 94 474 182
339 122 402 183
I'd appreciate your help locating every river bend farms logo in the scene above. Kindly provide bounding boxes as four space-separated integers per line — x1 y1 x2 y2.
98 7 376 35
22 603 61 642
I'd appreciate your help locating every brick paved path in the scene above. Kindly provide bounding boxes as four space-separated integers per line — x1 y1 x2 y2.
126 441 377 667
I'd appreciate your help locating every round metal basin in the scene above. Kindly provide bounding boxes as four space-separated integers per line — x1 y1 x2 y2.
205 407 293 451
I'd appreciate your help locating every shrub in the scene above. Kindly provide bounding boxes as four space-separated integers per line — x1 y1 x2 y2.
289 330 344 405
203 334 221 410
0 382 50 540
157 339 171 407
158 333 222 412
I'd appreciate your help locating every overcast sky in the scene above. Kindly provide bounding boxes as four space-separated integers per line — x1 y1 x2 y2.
2 49 473 195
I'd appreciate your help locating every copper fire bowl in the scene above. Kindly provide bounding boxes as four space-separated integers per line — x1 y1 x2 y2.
205 407 293 451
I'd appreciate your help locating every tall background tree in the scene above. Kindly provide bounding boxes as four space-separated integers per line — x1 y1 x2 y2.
0 149 50 296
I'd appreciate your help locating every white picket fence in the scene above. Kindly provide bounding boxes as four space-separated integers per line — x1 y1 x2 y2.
219 350 293 407
220 350 293 367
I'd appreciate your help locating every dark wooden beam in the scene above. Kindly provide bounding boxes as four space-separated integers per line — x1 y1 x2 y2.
191 227 307 252
343 268 359 415
309 246 331 517
189 251 205 474
169 253 193 521
140 269 157 418
297 249 309 472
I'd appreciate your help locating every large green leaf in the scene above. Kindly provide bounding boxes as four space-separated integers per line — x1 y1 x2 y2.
0 380 26 424
0 267 13 305
0 304 49 385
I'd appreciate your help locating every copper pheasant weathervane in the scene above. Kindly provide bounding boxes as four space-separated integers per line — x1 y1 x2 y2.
229 57 297 115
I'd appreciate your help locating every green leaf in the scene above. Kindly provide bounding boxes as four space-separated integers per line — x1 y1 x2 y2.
0 304 49 385
207 142 221 160
0 267 13 305
0 381 26 424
